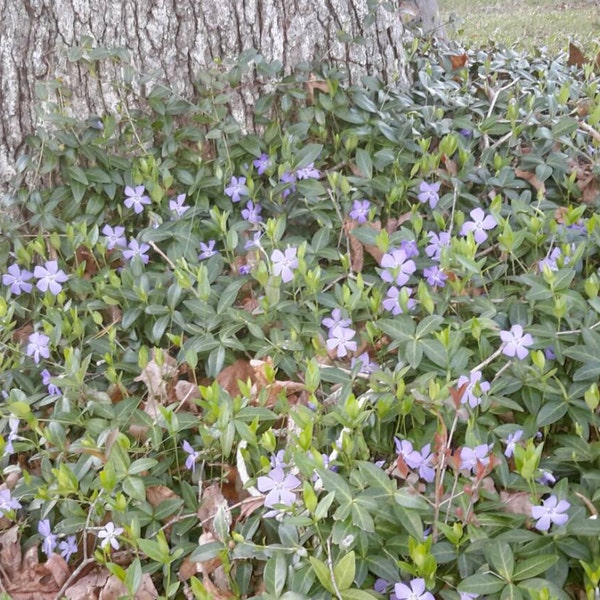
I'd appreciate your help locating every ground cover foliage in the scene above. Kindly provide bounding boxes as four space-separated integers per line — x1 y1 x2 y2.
1 37 600 600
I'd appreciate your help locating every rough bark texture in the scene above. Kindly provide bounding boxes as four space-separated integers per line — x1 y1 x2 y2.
0 0 412 190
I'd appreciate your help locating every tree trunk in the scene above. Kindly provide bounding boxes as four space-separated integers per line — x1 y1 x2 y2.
0 0 414 190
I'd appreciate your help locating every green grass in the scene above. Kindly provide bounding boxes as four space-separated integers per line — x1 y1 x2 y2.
439 0 600 54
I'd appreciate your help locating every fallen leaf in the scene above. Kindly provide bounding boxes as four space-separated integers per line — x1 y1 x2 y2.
99 573 158 600
500 490 534 516
449 54 468 70
568 42 587 68
0 525 22 580
198 483 230 538
216 359 256 398
515 167 546 195
146 485 180 508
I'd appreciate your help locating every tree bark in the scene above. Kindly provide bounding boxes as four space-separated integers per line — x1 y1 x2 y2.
0 0 413 190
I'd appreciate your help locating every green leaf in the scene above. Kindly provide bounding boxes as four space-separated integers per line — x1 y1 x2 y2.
404 338 423 369
317 468 354 505
500 583 523 600
458 574 506 594
309 556 334 593
341 589 378 600
551 116 578 139
264 552 288 597
355 149 373 179
512 554 558 581
416 315 444 338
394 505 424 540
334 551 356 591
294 143 323 169
536 401 568 427
485 541 514 580
394 489 430 511
351 503 375 533
573 360 600 381
189 541 226 562
356 461 396 494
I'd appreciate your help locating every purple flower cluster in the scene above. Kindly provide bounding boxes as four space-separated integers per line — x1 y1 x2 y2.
3 261 68 296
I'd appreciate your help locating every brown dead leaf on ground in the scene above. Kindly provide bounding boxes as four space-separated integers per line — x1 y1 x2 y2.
515 168 546 195
216 359 257 398
135 351 179 418
198 483 230 538
175 380 201 412
500 490 534 517
146 484 180 507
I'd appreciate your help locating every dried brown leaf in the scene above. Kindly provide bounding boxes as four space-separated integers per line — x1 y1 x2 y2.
98 573 158 600
198 483 230 537
146 484 180 508
0 525 22 580
135 351 179 407
216 359 256 398
515 168 546 195
500 490 534 516
568 42 587 67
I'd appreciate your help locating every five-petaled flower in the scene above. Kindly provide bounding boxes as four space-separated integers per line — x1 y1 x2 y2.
27 332 50 364
124 185 151 214
460 208 497 244
225 176 250 203
2 264 33 295
500 324 534 359
456 370 490 408
395 439 436 482
326 326 357 358
382 286 416 315
253 153 271 175
417 181 441 209
59 536 78 561
423 265 447 288
256 467 300 508
241 200 263 224
531 495 570 531
380 248 416 286
98 522 124 550
322 308 352 332
459 444 492 474
425 231 451 262
122 239 150 264
198 240 218 260
34 261 68 295
394 577 435 600
349 199 371 223
182 440 201 474
0 489 21 517
351 352 378 374
271 247 298 283
102 224 127 250
295 163 320 180
280 171 297 198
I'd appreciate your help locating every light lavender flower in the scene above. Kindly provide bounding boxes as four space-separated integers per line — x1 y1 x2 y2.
271 247 298 283
459 444 492 473
380 248 416 286
322 308 352 332
349 200 371 224
169 194 189 218
241 200 263 224
382 286 415 315
280 171 297 198
0 489 21 517
531 495 570 531
425 231 451 262
102 225 127 250
2 264 33 295
122 239 150 264
244 231 264 250
460 208 497 244
423 265 447 287
400 239 419 258
256 467 300 508
4 417 19 455
253 153 271 175
417 181 441 209
182 440 201 474
199 240 218 260
41 369 62 396
351 352 378 374
98 522 124 550
124 185 151 214
394 578 435 600
296 163 320 180
326 325 357 358
456 370 490 409
504 429 524 458
34 261 68 295
59 535 78 561
225 176 249 203
500 324 533 359
38 519 57 557
27 332 50 364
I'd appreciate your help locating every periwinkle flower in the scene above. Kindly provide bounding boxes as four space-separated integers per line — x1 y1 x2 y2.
102 225 127 250
225 176 249 203
322 308 351 332
351 352 378 374
394 578 435 600
41 369 62 396
417 181 441 209
280 171 297 198
253 153 271 175
456 370 490 409
27 332 50 364
395 439 435 482
400 239 419 258
500 324 534 359
199 240 218 260
4 417 19 455
382 286 415 315
0 489 21 517
256 467 300 508
59 536 78 561
423 265 447 287
122 239 150 264
34 261 68 295
124 185 151 214
459 444 492 474
326 326 357 358
380 248 416 286
349 200 371 223
425 231 451 262
241 200 263 224
295 163 320 180
182 440 201 474
504 429 524 458
245 231 264 250
460 208 497 244
169 194 189 218
271 247 298 283
98 522 124 550
38 519 57 557
531 495 570 531
270 450 287 470
2 264 33 295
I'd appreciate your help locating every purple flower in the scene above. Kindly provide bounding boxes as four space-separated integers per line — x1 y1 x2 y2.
98 522 124 550
0 489 21 517
351 352 378 374
199 240 218 260
394 578 435 600
124 185 151 214
400 239 419 258
531 495 570 531
417 181 441 209
280 171 297 198
544 346 556 360
245 231 264 250
256 467 300 508
504 429 524 458
2 264 33 295
349 200 371 224
373 578 389 594
27 332 50 364
169 194 189 218
238 265 251 275
425 231 451 262
271 247 298 283
459 129 473 138
241 200 263 224
225 176 249 203
102 225 127 250
322 308 352 332
460 594 479 600
423 265 447 287
34 261 68 295
380 249 416 286
456 370 490 409
459 444 492 473
4 417 19 455
382 286 415 315
38 519 57 557
460 208 497 244
500 324 534 359
182 440 201 474
122 239 150 264
253 153 271 175
395 439 435 482
326 326 357 358
270 450 287 470
59 536 78 561
536 470 556 486
41 369 62 396
296 163 320 180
